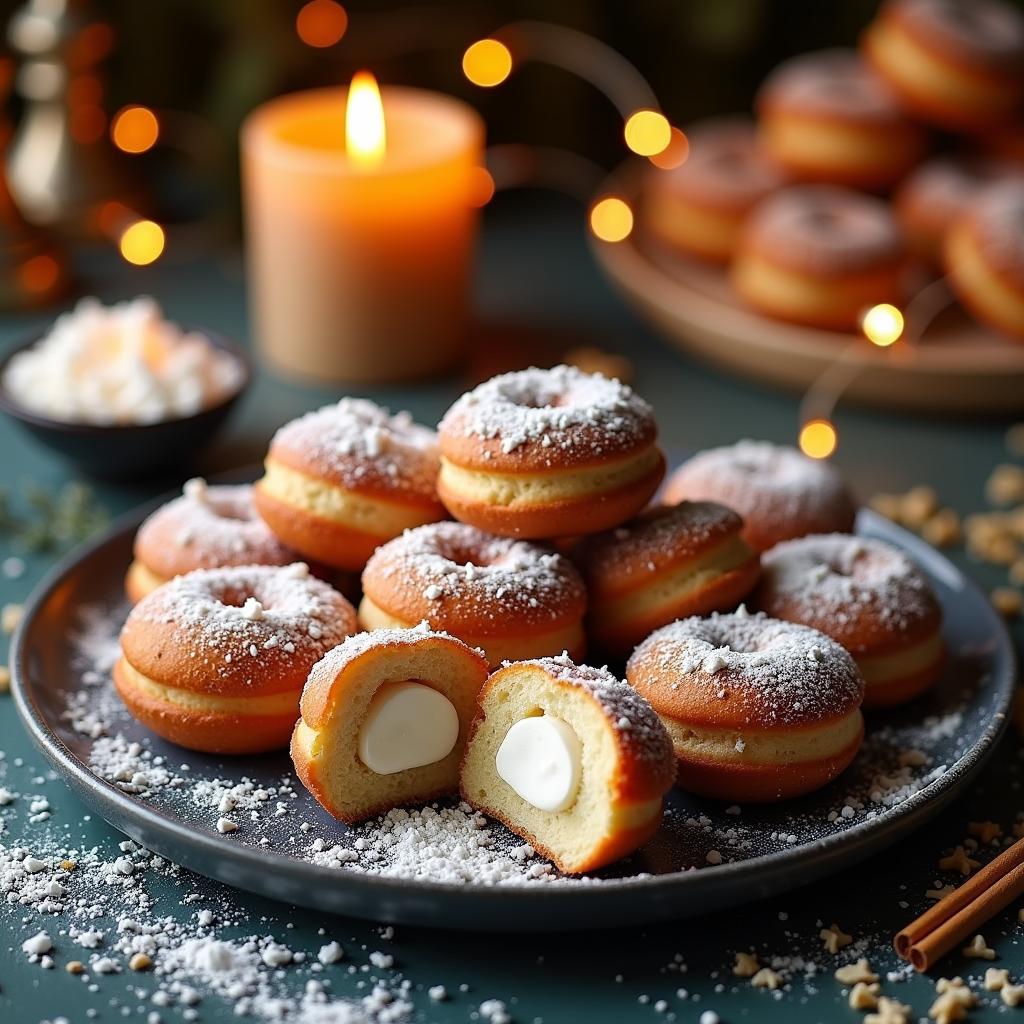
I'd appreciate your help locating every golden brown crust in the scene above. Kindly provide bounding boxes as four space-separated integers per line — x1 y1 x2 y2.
861 654 944 709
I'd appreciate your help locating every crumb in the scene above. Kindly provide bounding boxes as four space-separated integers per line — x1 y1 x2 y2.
820 923 853 954
922 509 962 547
751 967 782 991
938 847 979 876
129 952 152 971
835 959 878 985
899 749 928 767
732 952 759 978
900 486 938 527
869 493 904 523
849 981 880 1010
992 587 1023 618
962 934 996 960
987 465 1024 506
866 996 911 1024
0 666 9 694
1004 985 1024 1007
1 603 23 635
968 821 1003 844
925 884 957 901
66 961 84 975
985 967 1010 991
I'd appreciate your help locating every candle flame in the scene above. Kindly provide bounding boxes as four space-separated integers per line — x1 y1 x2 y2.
346 70 386 167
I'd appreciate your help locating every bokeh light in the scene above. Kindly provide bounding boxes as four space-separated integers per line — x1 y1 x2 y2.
799 419 838 460
111 105 159 154
119 220 165 266
463 39 513 87
624 109 672 157
648 127 690 170
296 0 348 48
861 303 905 347
468 166 496 207
589 197 634 243
18 254 60 294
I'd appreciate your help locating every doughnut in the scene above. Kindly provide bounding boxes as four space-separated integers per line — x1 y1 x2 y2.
254 398 447 572
894 155 1024 266
577 502 760 658
460 655 676 874
359 522 587 667
663 441 857 553
756 49 927 191
114 563 357 754
944 180 1024 341
863 0 1024 131
125 478 300 603
644 117 786 264
437 365 665 539
731 185 908 330
753 534 944 709
291 625 489 823
626 610 865 802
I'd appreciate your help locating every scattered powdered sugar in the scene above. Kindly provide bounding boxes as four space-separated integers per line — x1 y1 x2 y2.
439 364 655 457
629 611 863 725
362 521 586 626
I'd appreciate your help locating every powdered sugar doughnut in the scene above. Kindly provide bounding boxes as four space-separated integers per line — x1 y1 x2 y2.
359 522 587 667
754 534 944 708
255 398 447 571
114 563 357 754
626 610 865 802
663 440 857 553
126 479 300 603
757 49 926 190
944 180 1024 341
578 501 760 657
437 365 665 539
731 185 908 330
460 654 676 873
863 0 1024 131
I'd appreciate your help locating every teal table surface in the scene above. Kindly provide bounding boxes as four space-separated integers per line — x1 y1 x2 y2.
1 194 1022 1024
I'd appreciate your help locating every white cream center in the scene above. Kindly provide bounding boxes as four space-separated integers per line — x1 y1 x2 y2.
495 715 582 813
357 681 459 776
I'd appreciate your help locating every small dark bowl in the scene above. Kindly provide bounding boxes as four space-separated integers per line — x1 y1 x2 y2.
0 327 252 482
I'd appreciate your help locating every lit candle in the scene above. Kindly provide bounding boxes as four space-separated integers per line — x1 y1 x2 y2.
241 73 484 383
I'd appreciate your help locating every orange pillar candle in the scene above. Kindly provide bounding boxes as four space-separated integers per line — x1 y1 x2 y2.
241 74 484 383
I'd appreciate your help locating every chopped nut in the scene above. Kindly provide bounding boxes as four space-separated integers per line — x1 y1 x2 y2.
968 821 1003 844
0 666 9 693
563 347 634 384
1 603 23 635
939 846 980 876
732 952 759 977
866 996 912 1024
869 493 904 522
751 967 782 990
922 508 962 547
985 967 1010 991
901 486 939 527
1011 559 1024 586
963 933 996 959
977 534 1020 565
129 952 152 971
59 859 76 872
1004 984 1024 1007
819 922 853 954
849 981 880 1010
835 959 878 985
925 884 957 901
66 960 84 975
988 464 1024 506
993 587 1023 618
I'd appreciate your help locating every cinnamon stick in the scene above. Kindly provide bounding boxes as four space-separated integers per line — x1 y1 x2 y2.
895 836 1024 971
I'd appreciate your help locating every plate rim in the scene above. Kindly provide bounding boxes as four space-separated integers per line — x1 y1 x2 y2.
9 497 1019 927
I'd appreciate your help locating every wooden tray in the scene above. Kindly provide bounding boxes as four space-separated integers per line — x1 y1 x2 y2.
592 226 1024 414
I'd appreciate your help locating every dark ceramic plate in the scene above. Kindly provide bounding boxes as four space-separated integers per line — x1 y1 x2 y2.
10 498 1017 931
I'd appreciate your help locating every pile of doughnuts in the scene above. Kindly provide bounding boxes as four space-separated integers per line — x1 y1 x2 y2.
646 0 1024 340
114 364 947 874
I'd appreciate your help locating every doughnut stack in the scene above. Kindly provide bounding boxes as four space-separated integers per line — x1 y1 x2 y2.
645 0 1024 341
115 364 947 874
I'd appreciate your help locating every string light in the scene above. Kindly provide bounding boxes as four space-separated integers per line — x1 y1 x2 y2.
463 39 513 87
648 127 690 169
861 303 904 347
119 220 165 266
623 109 671 157
111 105 159 154
589 196 634 242
799 419 838 460
18 254 60 294
296 0 348 48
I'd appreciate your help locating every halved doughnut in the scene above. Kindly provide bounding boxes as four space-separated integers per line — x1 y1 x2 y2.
291 625 490 823
460 656 676 874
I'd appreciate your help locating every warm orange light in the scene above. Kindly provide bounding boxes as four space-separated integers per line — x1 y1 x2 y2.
649 127 690 170
463 39 512 87
70 105 106 145
468 166 495 207
589 197 634 243
111 105 159 154
861 303 904 347
624 109 672 157
296 0 348 48
799 419 838 460
119 220 165 266
18 254 60 294
346 71 386 167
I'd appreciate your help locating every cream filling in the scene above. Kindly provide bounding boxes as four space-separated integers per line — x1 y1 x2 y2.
495 714 583 813
663 709 863 766
857 631 943 687
260 460 436 536
589 536 754 629
438 445 661 508
357 595 584 666
126 560 168 597
609 795 664 832
947 225 1024 331
118 659 299 715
